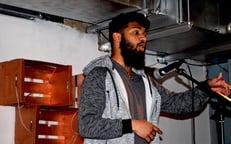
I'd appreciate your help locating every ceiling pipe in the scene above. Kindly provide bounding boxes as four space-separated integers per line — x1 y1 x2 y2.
0 3 63 23
157 41 231 63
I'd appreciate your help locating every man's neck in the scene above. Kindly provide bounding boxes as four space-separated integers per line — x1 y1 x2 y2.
111 57 134 76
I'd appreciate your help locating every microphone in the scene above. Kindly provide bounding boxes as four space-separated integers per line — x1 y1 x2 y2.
154 60 184 79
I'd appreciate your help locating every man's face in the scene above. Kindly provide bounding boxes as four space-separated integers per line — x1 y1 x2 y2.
120 22 147 69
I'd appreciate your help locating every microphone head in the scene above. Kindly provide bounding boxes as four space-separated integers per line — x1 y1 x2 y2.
153 69 163 79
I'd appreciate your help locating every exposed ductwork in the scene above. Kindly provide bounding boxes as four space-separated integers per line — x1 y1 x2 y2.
106 0 231 34
0 0 231 63
145 0 231 63
95 0 231 63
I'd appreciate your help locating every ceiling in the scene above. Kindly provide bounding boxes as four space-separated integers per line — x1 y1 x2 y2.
1 0 231 64
0 0 140 24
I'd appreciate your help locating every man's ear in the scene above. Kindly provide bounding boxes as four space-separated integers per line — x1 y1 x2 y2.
112 32 121 42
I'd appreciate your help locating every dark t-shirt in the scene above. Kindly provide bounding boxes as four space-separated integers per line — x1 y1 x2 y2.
112 60 148 144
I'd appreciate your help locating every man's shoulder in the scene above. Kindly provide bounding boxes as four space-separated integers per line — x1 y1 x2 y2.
91 66 108 73
83 55 112 75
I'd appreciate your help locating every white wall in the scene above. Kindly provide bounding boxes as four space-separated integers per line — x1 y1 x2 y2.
0 14 210 144
0 14 104 75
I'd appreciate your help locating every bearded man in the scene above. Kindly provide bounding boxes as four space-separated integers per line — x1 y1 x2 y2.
78 12 231 144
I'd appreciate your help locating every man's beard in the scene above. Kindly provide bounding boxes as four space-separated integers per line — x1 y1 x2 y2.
120 36 145 70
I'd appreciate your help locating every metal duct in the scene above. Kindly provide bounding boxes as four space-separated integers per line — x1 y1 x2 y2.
188 0 231 34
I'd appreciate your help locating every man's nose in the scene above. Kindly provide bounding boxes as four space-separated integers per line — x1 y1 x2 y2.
139 34 147 42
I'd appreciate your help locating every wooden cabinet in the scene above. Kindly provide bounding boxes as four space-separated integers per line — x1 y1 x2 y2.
15 105 83 144
0 59 73 106
0 59 84 144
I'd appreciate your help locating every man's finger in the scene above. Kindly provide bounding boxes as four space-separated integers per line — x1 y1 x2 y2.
153 126 163 134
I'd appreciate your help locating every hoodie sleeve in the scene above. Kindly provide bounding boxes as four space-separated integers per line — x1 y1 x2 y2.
151 79 210 115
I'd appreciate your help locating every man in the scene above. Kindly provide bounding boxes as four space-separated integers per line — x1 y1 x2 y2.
78 12 231 144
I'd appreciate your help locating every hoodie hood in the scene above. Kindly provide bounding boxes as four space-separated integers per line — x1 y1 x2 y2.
83 54 147 79
82 55 113 75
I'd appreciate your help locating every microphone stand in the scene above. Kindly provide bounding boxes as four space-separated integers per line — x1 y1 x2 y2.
175 68 226 144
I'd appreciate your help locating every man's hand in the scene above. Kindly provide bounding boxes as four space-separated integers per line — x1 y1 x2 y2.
207 72 231 96
132 119 162 143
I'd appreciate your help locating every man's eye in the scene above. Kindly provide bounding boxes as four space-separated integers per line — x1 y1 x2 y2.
133 31 139 35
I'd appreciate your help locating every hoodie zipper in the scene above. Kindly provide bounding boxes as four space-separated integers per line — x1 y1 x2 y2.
105 67 120 110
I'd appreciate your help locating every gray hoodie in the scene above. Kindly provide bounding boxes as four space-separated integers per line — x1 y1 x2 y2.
78 55 209 144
